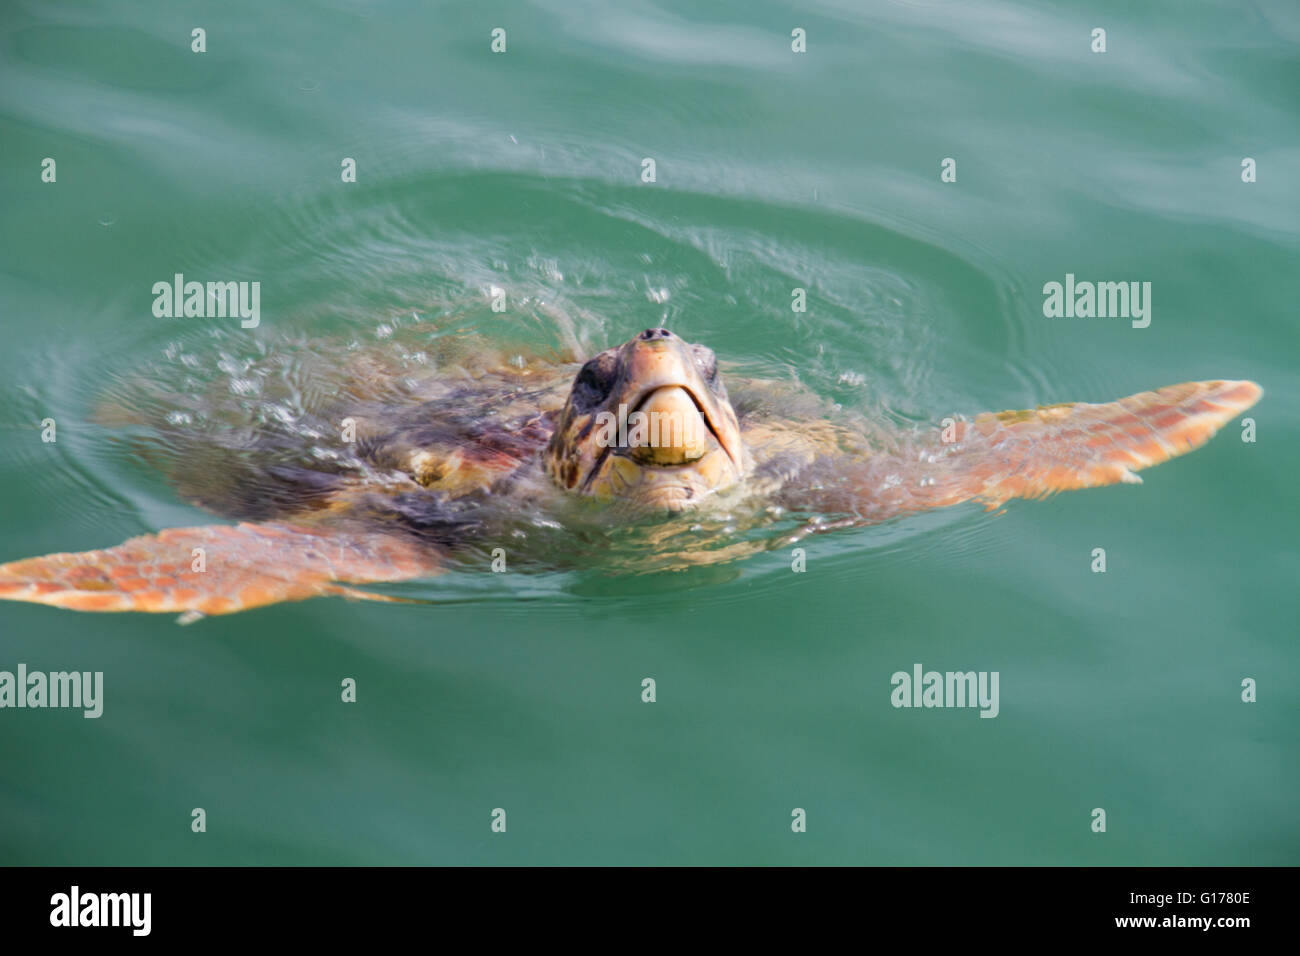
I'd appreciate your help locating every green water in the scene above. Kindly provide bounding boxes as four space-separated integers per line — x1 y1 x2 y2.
1 0 1296 865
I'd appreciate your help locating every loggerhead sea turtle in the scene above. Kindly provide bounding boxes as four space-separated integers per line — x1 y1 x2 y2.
0 327 1261 618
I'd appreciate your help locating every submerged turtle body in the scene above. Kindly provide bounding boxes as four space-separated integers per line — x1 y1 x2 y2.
0 327 1262 618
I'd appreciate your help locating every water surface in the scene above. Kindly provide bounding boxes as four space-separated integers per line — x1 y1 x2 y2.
0 0 1296 864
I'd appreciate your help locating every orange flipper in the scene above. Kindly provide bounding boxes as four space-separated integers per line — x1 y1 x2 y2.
798 380 1262 522
0 521 438 617
937 379 1262 508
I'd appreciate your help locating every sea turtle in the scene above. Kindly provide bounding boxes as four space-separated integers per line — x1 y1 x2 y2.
0 326 1261 619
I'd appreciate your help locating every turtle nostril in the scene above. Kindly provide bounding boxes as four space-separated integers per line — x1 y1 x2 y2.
640 328 673 340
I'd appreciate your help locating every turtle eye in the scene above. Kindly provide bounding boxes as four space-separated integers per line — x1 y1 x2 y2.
573 358 614 408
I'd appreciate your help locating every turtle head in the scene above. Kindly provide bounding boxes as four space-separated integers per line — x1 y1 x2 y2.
545 329 746 511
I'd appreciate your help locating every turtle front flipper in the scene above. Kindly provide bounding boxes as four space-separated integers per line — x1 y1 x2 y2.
0 521 439 618
786 379 1262 524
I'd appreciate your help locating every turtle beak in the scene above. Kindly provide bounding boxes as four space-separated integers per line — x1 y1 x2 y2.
625 385 713 465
